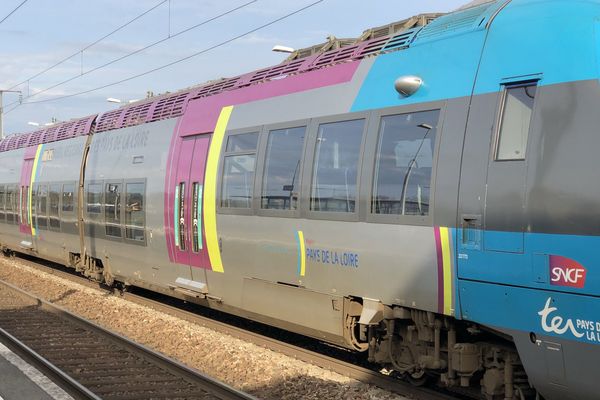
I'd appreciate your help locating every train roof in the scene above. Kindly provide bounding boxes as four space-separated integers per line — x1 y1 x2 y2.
0 0 504 153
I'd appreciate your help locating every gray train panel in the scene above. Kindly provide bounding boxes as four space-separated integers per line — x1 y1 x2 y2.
0 148 25 250
33 137 87 263
226 58 375 131
84 119 187 289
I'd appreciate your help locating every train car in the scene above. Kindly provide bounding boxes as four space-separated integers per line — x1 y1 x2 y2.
0 0 599 398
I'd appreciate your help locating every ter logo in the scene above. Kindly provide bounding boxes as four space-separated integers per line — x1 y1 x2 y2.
549 255 587 288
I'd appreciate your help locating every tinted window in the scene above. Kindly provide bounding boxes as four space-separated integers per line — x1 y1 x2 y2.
87 183 102 214
191 182 203 253
226 132 259 152
372 110 440 216
6 186 14 224
0 185 5 221
310 119 365 213
105 183 122 237
496 84 536 160
37 185 48 230
62 183 75 212
221 155 256 208
221 132 259 209
49 184 61 229
125 182 145 241
261 126 305 210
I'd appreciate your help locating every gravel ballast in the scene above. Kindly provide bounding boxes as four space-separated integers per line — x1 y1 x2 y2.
0 256 411 400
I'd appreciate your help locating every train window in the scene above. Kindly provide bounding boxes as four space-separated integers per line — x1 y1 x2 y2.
19 186 26 225
495 84 537 161
37 185 48 230
49 184 61 230
125 182 145 242
261 126 306 210
191 182 203 252
87 183 102 214
0 185 5 222
62 183 75 213
226 132 259 152
222 156 256 208
372 110 440 216
30 186 36 226
175 182 186 250
105 183 122 238
5 186 14 224
221 132 259 209
310 119 365 213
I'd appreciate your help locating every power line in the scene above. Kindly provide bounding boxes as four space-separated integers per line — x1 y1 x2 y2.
0 0 28 25
7 0 168 91
7 0 324 108
10 0 258 103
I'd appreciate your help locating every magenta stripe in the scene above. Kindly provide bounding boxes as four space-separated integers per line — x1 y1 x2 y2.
433 227 444 314
164 60 361 264
178 60 360 136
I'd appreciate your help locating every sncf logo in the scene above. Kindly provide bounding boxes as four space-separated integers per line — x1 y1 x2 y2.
550 255 587 289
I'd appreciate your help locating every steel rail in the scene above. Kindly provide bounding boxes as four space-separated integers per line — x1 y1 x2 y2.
0 326 101 400
0 277 258 400
7 255 464 400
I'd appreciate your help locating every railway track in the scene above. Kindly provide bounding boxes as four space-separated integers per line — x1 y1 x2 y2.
3 253 466 400
0 277 258 400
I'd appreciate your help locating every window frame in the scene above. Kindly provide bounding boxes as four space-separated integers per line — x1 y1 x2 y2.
104 180 124 240
48 183 62 231
492 79 539 162
86 181 104 218
123 178 147 246
255 119 309 219
217 127 262 216
301 111 370 223
365 102 446 226
0 184 5 223
61 182 77 214
35 183 49 231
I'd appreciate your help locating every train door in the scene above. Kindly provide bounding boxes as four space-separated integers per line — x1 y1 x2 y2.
19 156 34 249
171 135 212 290
457 80 538 286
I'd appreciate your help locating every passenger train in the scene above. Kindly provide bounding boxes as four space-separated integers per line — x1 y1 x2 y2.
0 1 598 398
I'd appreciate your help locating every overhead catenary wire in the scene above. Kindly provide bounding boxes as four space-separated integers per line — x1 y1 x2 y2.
0 0 28 25
8 0 258 105
7 0 325 109
7 0 169 91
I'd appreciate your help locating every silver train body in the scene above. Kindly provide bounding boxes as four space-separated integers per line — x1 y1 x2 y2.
1 1 600 398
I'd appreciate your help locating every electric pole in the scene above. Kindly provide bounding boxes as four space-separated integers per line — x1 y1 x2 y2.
0 90 22 140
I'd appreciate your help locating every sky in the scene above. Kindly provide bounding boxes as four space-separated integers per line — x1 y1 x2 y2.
0 0 467 136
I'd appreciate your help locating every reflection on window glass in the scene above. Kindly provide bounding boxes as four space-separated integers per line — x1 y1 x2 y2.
192 183 203 253
226 132 259 152
125 182 145 241
0 185 5 221
49 184 61 229
311 119 365 213
261 126 305 210
62 183 75 212
37 185 48 230
7 185 18 225
87 183 102 214
105 183 122 237
372 110 440 216
221 155 256 208
20 186 29 225
496 84 536 160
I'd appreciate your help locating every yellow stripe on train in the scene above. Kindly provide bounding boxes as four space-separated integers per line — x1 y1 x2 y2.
203 106 234 273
